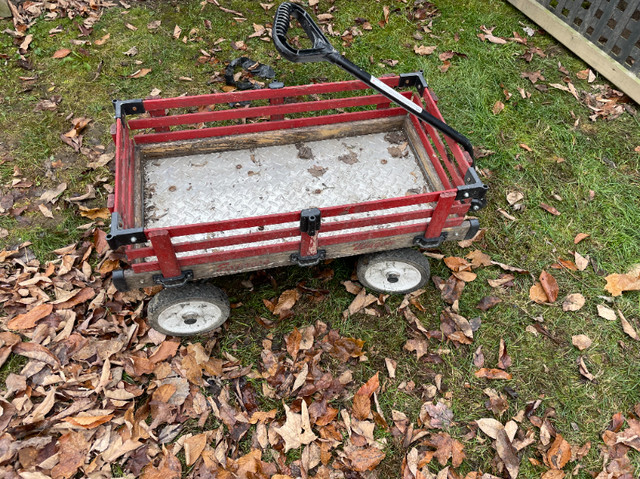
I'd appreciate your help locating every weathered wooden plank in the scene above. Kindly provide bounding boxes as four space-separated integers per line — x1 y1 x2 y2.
508 0 640 104
403 116 445 193
138 116 406 159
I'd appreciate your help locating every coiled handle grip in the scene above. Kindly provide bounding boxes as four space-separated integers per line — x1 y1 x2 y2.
273 2 336 63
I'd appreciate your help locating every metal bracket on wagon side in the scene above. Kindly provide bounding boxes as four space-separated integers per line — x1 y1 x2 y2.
398 71 428 95
113 99 145 119
112 269 129 292
413 232 447 249
456 167 488 211
107 212 147 249
153 270 193 288
291 250 326 267
299 208 321 236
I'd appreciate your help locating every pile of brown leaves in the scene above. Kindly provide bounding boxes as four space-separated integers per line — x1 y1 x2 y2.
1 225 640 477
4 0 114 38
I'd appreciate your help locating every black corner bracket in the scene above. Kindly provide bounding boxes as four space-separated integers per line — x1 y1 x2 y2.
398 71 427 95
464 218 480 240
291 250 326 267
112 269 129 292
106 212 147 250
413 232 447 249
456 167 488 211
113 99 145 119
300 208 321 236
153 270 193 288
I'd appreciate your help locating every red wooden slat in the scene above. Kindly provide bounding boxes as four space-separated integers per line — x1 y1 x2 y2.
422 88 471 173
141 77 402 111
114 119 124 215
148 230 182 278
299 232 318 257
145 210 301 237
129 92 411 130
321 217 461 248
148 109 170 133
125 126 135 229
423 191 457 240
127 226 302 260
422 121 464 186
132 239 301 273
408 114 452 189
319 191 444 218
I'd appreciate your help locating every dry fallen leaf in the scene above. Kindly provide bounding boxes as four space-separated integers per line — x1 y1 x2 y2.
492 101 505 115
529 283 548 304
353 373 380 420
475 368 512 380
414 45 437 55
496 428 520 479
539 270 559 303
53 48 71 59
574 252 589 271
577 356 595 381
78 206 110 219
546 434 572 469
94 33 110 45
477 295 502 311
425 432 466 467
385 357 396 378
498 339 511 370
506 191 524 205
571 334 592 350
130 68 152 78
404 338 429 360
39 203 54 218
540 203 561 216
63 414 114 429
40 183 67 203
420 401 454 429
473 345 485 368
7 303 53 330
618 309 640 341
562 293 585 312
604 270 640 297
597 304 617 321
183 433 208 467
479 25 508 44
274 402 317 452
345 446 386 472
272 289 300 318
476 417 504 439
574 233 590 244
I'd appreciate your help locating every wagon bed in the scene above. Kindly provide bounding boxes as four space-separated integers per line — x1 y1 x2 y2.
107 73 487 291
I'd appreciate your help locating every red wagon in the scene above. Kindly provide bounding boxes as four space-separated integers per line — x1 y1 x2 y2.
106 71 486 336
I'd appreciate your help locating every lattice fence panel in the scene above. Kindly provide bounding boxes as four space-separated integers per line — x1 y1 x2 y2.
539 0 640 75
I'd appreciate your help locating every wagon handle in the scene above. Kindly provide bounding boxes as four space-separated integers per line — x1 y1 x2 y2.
273 2 475 160
273 2 337 63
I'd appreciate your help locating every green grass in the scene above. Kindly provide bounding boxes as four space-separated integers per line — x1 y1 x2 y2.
1 0 639 477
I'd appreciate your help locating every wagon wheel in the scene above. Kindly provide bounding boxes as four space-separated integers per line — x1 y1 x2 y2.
147 283 230 336
357 249 430 294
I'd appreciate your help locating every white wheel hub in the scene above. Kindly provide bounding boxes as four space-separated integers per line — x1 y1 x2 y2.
363 260 422 292
157 300 225 335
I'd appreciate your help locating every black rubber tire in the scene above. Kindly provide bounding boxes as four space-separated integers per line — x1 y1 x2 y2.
356 248 430 294
147 283 230 337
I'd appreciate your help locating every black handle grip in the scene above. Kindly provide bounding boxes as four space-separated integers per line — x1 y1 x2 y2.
273 2 336 63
